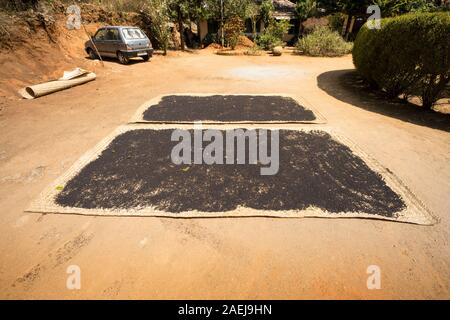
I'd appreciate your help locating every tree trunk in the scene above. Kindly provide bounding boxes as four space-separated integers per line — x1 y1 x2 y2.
220 0 224 47
252 19 256 41
178 7 185 51
298 20 304 38
422 90 435 109
422 74 448 110
346 16 356 40
197 20 203 48
341 14 349 36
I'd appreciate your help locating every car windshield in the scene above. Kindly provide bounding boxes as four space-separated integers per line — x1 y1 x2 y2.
122 28 146 40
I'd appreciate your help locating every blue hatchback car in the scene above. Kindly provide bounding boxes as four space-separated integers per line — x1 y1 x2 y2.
85 26 154 64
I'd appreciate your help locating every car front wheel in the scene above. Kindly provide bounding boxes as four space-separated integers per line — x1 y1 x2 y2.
117 52 129 65
142 54 150 62
87 48 98 60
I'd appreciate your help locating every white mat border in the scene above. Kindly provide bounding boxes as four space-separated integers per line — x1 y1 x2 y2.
26 124 436 225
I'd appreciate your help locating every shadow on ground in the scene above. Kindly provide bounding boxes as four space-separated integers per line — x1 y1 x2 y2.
317 69 450 132
85 55 149 66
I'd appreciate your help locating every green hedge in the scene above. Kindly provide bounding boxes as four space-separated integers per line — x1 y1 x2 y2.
353 13 450 108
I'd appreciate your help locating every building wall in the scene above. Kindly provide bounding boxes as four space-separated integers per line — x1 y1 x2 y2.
199 20 208 41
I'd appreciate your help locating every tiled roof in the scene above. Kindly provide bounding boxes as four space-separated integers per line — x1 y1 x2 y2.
272 0 297 19
273 0 296 13
253 0 297 19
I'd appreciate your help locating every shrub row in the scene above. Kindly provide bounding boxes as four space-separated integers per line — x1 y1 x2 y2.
353 12 450 108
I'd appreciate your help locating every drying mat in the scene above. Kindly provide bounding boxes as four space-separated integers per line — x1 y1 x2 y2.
27 124 435 225
129 93 326 124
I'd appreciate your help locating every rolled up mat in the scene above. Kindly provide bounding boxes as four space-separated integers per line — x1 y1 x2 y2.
19 72 96 99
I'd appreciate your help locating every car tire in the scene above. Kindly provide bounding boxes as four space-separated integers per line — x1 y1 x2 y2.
117 51 129 65
87 48 98 60
142 54 150 62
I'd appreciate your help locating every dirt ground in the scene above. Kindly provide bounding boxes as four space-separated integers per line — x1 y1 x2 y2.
0 51 449 299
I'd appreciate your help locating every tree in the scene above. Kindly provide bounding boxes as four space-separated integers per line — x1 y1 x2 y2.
224 0 252 20
314 0 339 13
203 0 251 46
189 0 214 47
245 1 260 39
336 0 372 15
260 0 274 27
168 0 190 50
223 16 245 49
296 0 317 35
257 19 291 49
2 0 39 11
332 0 371 38
145 0 171 55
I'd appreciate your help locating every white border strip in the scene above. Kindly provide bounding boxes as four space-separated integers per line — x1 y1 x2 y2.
26 124 436 225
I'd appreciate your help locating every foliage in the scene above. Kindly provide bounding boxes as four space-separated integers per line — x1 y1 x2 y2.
256 19 290 50
336 0 372 14
268 19 290 41
204 0 251 21
296 0 318 35
223 15 245 50
189 0 214 22
259 0 274 25
310 0 372 15
201 0 250 46
203 32 218 46
224 0 251 20
353 12 450 108
245 45 263 56
296 25 352 56
372 0 438 16
245 1 260 39
296 0 318 21
99 0 148 12
316 0 448 15
0 0 39 11
329 12 346 32
144 0 171 54
257 33 282 50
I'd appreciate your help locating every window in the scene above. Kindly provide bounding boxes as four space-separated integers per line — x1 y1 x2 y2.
94 29 107 40
105 29 120 41
121 28 146 40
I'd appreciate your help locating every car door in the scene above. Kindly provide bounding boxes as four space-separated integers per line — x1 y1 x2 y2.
103 28 122 58
91 28 107 56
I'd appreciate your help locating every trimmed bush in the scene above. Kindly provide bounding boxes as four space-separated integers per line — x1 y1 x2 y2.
256 19 290 50
245 45 264 56
223 16 245 50
353 12 450 108
296 26 353 57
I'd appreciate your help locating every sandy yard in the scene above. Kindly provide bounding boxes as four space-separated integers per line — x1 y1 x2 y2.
0 51 449 299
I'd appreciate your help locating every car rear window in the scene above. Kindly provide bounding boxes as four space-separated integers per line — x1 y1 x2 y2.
122 28 146 40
